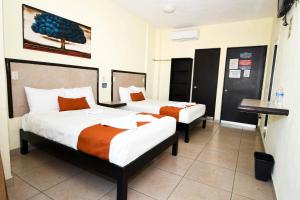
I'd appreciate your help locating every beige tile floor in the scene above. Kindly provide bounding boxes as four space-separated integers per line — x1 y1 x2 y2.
7 122 276 200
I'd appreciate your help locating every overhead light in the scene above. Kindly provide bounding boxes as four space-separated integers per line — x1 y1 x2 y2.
163 3 176 14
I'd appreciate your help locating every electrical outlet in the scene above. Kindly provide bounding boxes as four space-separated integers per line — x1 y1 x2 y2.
102 83 107 88
11 71 19 80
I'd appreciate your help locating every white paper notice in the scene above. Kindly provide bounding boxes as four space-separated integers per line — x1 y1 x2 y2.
229 70 241 78
229 59 239 69
244 70 251 78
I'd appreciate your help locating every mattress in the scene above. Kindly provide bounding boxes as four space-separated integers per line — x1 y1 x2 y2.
123 99 206 124
22 106 176 167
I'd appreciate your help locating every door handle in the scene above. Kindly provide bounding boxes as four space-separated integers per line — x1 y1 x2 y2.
193 86 197 89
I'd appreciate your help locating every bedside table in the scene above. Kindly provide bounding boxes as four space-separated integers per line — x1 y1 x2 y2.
98 101 127 108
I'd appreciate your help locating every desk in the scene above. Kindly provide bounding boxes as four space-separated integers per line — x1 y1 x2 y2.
238 99 289 116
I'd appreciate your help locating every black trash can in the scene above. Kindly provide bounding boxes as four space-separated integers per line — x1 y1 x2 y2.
254 152 274 181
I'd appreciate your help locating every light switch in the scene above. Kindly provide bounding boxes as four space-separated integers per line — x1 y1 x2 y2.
11 71 19 80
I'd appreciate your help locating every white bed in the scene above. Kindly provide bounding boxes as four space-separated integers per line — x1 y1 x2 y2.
123 99 206 124
22 105 176 167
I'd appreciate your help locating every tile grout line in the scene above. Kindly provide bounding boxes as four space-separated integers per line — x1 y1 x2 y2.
128 187 159 200
165 124 219 200
230 129 243 200
184 125 240 194
95 185 117 200
15 165 85 199
163 125 239 196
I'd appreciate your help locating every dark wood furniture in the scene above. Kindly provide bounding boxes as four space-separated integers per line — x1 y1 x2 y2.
178 116 206 143
169 58 193 102
0 153 8 200
98 101 126 108
20 129 178 200
238 98 289 116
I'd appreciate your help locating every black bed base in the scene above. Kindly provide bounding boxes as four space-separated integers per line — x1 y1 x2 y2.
177 116 207 143
20 129 178 200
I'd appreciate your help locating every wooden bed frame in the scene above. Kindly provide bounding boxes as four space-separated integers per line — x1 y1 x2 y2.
178 116 206 143
111 69 207 143
20 129 178 200
5 59 178 200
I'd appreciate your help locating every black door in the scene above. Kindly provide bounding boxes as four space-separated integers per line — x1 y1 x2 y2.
192 48 221 118
221 46 267 125
169 58 193 102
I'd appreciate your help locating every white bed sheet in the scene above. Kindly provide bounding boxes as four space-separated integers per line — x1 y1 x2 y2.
22 106 176 167
123 99 206 124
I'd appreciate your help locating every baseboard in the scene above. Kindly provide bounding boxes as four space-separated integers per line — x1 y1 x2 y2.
271 178 278 200
220 120 256 130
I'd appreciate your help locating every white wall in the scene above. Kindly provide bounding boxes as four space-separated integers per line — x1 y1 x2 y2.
262 5 300 200
2 0 156 149
153 18 273 120
0 0 12 179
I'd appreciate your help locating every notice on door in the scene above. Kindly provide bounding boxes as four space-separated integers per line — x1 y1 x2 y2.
243 70 251 78
239 59 252 66
229 59 239 69
229 70 241 78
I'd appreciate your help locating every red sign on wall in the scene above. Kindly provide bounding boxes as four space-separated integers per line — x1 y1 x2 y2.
239 60 252 66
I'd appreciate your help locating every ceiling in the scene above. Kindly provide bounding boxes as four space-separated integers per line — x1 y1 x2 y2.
114 0 277 28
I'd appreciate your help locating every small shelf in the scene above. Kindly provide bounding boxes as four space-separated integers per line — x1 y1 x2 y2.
238 98 289 116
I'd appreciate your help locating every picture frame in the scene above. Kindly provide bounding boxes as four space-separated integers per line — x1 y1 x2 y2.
22 4 91 58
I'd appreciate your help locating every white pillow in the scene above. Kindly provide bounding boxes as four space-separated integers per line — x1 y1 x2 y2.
119 87 132 102
129 86 146 97
24 87 65 113
63 86 96 107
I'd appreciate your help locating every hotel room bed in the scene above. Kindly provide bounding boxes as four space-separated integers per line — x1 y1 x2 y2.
20 109 178 200
6 59 179 200
22 106 176 167
111 70 207 143
124 99 206 124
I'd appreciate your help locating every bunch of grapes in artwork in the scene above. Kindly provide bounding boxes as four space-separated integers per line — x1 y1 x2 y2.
31 12 87 49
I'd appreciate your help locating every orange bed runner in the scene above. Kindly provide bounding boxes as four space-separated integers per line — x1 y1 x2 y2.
159 105 194 121
159 106 183 121
77 113 163 160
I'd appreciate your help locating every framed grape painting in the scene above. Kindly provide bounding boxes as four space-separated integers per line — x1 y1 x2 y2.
22 4 91 58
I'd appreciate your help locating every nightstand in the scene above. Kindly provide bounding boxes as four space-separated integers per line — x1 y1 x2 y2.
98 101 127 108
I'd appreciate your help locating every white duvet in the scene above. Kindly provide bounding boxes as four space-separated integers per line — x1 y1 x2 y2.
123 99 206 124
22 106 176 167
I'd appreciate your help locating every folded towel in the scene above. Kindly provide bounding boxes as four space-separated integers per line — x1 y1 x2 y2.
135 114 159 122
167 102 196 108
101 114 137 129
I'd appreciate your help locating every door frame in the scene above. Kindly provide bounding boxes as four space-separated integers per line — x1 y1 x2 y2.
191 48 221 118
264 45 278 127
220 45 268 125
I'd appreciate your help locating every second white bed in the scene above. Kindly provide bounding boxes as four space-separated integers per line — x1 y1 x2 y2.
123 99 206 124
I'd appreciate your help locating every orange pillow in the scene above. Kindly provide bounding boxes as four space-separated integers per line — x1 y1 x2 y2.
130 92 145 101
58 96 90 112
